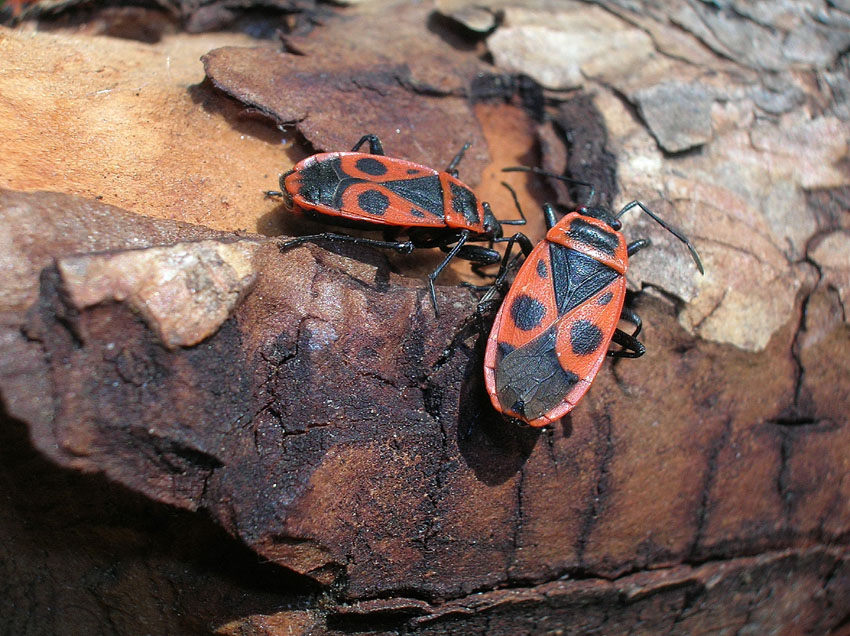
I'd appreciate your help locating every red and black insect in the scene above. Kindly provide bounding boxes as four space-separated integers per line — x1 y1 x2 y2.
267 134 528 313
482 169 704 427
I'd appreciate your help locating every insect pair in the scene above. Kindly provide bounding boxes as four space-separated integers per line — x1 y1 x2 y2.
268 135 703 426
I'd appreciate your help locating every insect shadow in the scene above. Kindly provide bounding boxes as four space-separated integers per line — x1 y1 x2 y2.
454 312 565 486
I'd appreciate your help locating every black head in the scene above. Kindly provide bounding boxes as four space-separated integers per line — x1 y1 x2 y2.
276 169 296 210
482 202 503 239
503 166 703 274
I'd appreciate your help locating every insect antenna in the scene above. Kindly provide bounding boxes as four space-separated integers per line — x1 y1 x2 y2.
504 167 704 274
617 201 704 275
497 181 528 225
502 166 596 208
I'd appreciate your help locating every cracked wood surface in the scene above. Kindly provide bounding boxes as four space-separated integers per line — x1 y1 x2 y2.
1 189 849 634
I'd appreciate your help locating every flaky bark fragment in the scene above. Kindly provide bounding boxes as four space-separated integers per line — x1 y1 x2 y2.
202 44 489 184
202 1 496 183
488 4 655 90
58 240 259 348
809 230 850 321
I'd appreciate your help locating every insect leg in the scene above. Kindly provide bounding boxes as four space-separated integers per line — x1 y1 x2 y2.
627 238 650 257
472 232 534 308
619 306 643 337
445 142 471 177
427 230 474 315
458 242 512 284
470 259 497 279
263 169 295 203
278 233 414 254
350 135 385 155
609 328 646 359
455 245 502 265
496 182 527 227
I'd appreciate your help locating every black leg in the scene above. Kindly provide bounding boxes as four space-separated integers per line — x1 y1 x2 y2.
619 306 642 338
445 142 471 177
473 231 534 309
278 233 414 254
453 244 503 285
487 233 534 288
427 230 472 315
267 169 295 200
493 233 534 252
454 244 502 265
350 135 385 155
609 305 644 358
609 328 645 358
627 238 650 257
465 246 502 285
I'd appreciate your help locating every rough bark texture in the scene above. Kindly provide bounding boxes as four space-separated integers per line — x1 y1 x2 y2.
1 0 849 634
200 0 494 185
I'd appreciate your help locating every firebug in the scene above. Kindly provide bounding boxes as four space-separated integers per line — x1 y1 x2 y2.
267 134 529 313
482 168 704 427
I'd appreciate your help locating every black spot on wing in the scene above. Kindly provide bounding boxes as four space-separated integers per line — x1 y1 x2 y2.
570 320 603 356
495 325 579 421
510 294 546 331
536 259 548 279
549 245 619 317
568 218 620 256
450 182 481 226
355 157 388 176
358 190 390 216
382 175 445 218
410 208 425 218
598 291 614 305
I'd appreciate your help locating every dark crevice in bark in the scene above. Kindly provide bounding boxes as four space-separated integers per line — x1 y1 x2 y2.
688 416 733 560
575 407 614 565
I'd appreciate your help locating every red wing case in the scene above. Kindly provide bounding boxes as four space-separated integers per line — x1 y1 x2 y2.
484 235 626 427
285 152 485 231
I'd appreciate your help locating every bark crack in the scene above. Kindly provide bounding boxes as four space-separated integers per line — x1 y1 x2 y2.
509 464 526 577
776 426 794 527
575 407 614 565
688 416 733 560
664 585 702 636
